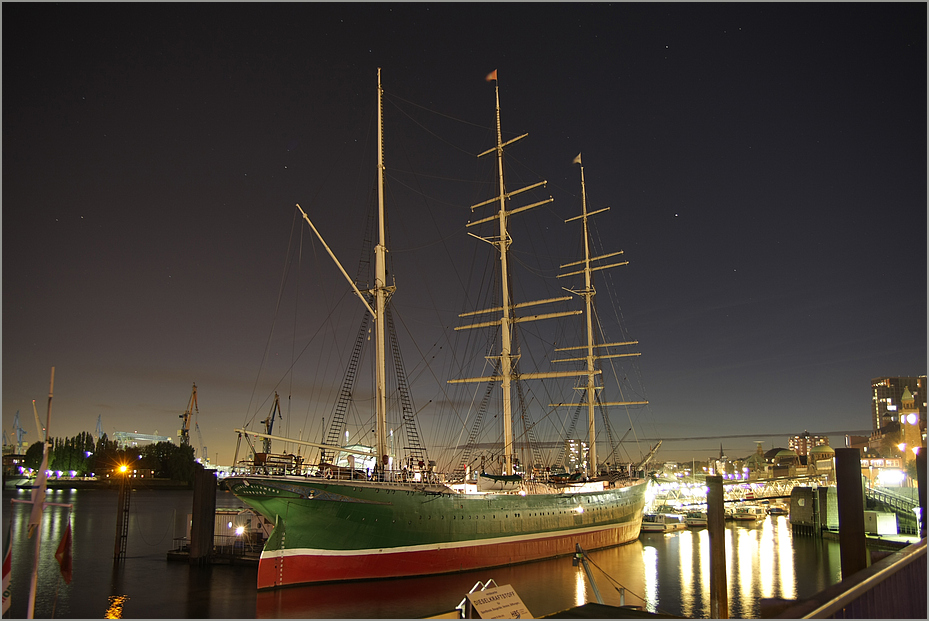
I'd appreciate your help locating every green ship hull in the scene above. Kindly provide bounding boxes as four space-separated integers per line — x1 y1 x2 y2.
225 474 648 588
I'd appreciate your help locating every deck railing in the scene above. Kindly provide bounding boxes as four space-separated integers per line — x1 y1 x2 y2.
773 539 926 618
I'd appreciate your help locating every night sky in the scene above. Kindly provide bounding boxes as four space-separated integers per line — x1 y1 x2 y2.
3 3 926 467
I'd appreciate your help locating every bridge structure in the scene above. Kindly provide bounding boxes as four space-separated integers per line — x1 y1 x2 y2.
650 475 920 526
649 474 822 509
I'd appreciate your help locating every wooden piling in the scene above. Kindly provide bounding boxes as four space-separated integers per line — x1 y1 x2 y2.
189 465 216 565
706 475 728 618
835 447 867 579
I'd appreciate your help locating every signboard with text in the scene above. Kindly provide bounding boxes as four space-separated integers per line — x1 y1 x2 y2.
466 584 532 619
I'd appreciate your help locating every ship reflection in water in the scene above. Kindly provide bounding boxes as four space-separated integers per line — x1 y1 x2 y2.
259 516 841 619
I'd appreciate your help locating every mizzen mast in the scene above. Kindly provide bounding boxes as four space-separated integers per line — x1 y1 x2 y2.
451 71 586 476
552 155 648 475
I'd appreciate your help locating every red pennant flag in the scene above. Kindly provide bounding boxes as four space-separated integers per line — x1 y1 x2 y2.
54 522 72 584
2 521 11 614
485 69 497 82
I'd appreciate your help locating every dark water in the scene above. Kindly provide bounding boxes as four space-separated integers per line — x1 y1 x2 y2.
3 488 842 618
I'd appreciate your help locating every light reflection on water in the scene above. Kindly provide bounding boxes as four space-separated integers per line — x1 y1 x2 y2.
632 517 840 618
641 545 659 612
4 489 843 619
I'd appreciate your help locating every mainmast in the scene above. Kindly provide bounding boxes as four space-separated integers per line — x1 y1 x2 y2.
552 155 647 476
451 72 586 476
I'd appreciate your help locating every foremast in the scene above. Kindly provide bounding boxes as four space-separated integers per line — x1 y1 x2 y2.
551 155 648 475
296 68 393 471
450 72 587 476
373 67 391 471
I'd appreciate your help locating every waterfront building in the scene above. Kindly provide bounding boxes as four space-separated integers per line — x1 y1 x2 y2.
113 430 172 449
860 456 906 487
563 439 587 472
772 449 800 477
871 375 926 434
788 430 829 459
806 444 835 480
745 442 768 479
898 387 926 469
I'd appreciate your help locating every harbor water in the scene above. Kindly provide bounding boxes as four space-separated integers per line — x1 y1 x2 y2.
3 487 843 618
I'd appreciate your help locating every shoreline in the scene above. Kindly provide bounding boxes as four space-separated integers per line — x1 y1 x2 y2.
3 476 194 491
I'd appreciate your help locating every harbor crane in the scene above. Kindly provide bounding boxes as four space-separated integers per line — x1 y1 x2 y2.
94 414 104 444
179 383 198 447
261 392 282 454
195 421 207 463
12 410 27 448
31 400 47 442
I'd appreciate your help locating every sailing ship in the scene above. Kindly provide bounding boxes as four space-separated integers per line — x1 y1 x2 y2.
224 69 652 589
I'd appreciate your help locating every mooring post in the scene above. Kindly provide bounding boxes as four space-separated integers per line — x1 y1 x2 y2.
706 475 728 618
835 447 867 578
917 448 925 538
189 465 216 565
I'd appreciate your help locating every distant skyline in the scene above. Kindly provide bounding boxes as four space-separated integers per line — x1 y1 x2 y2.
3 3 926 466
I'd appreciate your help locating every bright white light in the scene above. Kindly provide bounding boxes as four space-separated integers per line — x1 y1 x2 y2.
235 526 245 536
906 413 917 425
878 469 905 486
227 521 233 529
575 506 584 514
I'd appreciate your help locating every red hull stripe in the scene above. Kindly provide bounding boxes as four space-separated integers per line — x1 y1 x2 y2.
257 521 639 589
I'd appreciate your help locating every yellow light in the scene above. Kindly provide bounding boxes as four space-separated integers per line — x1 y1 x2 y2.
118 464 128 473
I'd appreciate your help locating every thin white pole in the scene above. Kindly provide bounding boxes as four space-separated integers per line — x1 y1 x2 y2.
27 367 54 619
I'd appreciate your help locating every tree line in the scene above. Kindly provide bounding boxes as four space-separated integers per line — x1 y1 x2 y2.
21 432 196 483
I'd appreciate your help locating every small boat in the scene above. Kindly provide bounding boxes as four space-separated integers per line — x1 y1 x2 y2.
684 510 708 527
641 513 687 533
732 504 766 521
767 505 788 516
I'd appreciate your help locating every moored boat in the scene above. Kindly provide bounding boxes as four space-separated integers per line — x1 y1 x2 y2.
767 504 788 516
640 513 687 533
684 510 708 527
225 69 652 589
732 503 766 521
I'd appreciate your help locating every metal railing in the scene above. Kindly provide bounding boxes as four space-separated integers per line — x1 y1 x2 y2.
774 539 926 618
866 486 918 511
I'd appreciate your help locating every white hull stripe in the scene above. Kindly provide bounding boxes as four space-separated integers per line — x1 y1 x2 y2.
260 519 638 560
